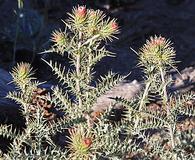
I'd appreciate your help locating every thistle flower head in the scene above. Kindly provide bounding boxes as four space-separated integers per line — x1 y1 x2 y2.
51 30 67 46
66 6 119 41
50 29 69 55
86 10 105 37
88 9 96 17
139 35 176 69
69 5 87 28
99 19 119 41
88 9 105 22
11 62 33 81
67 126 93 159
11 62 34 87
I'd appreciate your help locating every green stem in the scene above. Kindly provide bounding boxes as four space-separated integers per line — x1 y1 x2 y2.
134 82 150 129
159 66 177 160
84 52 92 111
76 53 82 109
87 53 92 84
75 32 83 109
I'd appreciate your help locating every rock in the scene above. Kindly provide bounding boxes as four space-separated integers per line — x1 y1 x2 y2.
92 80 142 112
0 69 22 126
93 67 195 112
170 66 195 93
0 69 14 97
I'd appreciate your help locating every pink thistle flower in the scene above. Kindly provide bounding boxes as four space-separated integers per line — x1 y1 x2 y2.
151 36 166 46
111 21 118 31
83 138 92 148
76 6 87 18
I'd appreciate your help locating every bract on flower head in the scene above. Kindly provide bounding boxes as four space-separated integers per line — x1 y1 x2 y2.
89 9 96 17
151 36 165 45
143 36 167 54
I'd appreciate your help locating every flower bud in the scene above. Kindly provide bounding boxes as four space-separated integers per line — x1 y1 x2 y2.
11 62 34 88
51 30 66 45
76 6 87 18
111 21 118 31
89 9 96 17
17 63 31 79
12 63 33 81
83 138 92 148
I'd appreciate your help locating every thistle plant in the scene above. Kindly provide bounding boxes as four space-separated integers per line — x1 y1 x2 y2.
0 6 134 159
43 5 133 158
139 36 177 158
0 6 194 160
114 36 195 159
45 5 120 117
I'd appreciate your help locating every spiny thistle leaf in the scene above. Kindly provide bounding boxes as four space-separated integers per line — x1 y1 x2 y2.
89 47 114 67
88 72 127 107
95 72 127 97
137 117 167 131
113 96 138 110
6 91 30 107
175 92 195 116
177 104 195 116
42 60 76 91
51 86 73 110
0 125 19 139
